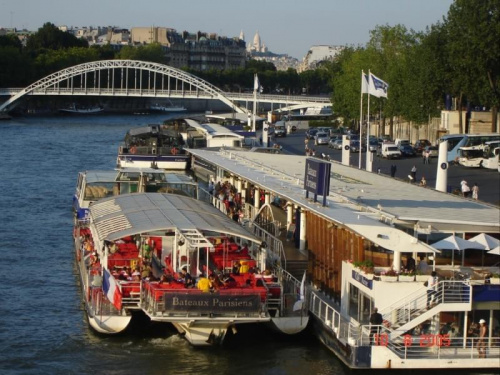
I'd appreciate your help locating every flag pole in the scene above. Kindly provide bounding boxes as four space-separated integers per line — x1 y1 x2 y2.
359 71 364 169
366 70 372 172
252 74 257 132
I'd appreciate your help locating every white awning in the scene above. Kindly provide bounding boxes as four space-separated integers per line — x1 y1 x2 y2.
88 193 260 244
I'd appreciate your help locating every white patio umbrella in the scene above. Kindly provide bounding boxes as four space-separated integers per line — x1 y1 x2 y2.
431 234 485 266
469 233 500 265
468 233 500 250
487 246 500 255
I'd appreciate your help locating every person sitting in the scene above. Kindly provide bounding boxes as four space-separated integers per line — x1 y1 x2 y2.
232 261 241 275
197 274 210 292
208 273 221 292
180 266 194 288
417 255 429 274
221 273 236 288
158 274 172 285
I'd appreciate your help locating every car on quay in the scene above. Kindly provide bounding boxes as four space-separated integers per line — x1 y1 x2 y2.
350 140 362 153
368 139 379 152
414 139 431 154
306 128 319 139
399 144 417 157
328 137 343 149
424 145 439 158
314 132 330 145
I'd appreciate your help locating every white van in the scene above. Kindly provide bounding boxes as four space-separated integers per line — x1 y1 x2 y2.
377 142 402 159
395 138 410 147
274 123 287 137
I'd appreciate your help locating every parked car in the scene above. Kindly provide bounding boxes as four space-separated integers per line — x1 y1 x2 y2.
368 139 379 152
424 145 439 158
350 140 362 153
414 139 431 154
377 142 402 159
314 132 330 145
306 128 319 139
399 144 416 157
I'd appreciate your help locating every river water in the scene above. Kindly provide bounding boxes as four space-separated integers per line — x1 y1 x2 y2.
0 114 345 375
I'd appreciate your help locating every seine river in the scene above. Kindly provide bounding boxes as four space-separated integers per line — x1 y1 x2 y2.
0 114 345 375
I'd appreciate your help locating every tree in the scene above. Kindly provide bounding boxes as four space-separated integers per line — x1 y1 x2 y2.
444 0 500 132
26 22 88 52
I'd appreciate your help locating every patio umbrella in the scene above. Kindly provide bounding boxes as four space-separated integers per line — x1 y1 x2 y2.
469 233 500 265
431 234 485 266
487 246 500 255
468 233 500 250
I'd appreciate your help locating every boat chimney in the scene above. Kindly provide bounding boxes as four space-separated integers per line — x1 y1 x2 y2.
435 140 448 192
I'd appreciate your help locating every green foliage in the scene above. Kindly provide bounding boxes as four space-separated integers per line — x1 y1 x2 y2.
26 22 88 52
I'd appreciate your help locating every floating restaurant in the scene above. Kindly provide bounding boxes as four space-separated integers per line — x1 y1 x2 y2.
187 148 500 369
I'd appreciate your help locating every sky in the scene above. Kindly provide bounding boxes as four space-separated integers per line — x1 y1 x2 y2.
0 0 454 59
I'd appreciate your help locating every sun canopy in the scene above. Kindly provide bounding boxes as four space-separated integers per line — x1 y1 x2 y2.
468 233 500 251
487 246 500 255
88 193 260 244
431 234 486 251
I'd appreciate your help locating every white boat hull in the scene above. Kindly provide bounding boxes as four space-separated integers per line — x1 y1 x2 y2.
88 314 132 334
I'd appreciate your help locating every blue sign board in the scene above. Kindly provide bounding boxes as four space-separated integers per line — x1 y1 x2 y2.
304 158 331 206
352 270 373 289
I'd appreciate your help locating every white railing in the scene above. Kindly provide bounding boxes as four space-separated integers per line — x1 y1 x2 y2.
250 221 286 270
379 280 472 332
308 291 360 345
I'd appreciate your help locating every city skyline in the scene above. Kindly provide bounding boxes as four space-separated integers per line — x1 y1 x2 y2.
1 0 453 59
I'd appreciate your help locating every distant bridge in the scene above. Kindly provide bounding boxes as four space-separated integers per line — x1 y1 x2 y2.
0 60 331 113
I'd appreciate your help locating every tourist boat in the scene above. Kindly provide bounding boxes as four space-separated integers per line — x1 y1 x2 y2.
73 192 307 345
60 103 103 114
72 167 198 222
116 124 190 170
149 101 187 112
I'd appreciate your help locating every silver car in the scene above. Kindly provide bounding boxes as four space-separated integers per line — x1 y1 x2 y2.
314 132 330 145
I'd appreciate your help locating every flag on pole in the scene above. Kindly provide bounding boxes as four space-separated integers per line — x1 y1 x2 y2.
368 72 389 98
361 71 369 94
103 269 122 310
254 74 263 93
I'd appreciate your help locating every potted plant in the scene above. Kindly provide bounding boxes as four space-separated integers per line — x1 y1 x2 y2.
379 268 398 282
491 273 500 285
399 270 415 282
415 270 429 282
353 260 374 279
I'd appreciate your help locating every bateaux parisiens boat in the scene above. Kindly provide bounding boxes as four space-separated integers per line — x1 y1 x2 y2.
117 124 189 170
74 192 289 345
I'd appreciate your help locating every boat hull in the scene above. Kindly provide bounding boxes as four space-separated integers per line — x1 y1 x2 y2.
87 314 132 334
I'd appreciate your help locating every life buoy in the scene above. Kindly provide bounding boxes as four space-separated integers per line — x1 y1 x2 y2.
130 146 137 154
171 147 178 155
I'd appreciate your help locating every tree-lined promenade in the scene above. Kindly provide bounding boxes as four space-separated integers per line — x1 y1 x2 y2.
0 0 498 133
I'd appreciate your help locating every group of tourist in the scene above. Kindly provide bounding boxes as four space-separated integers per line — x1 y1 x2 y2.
209 180 246 222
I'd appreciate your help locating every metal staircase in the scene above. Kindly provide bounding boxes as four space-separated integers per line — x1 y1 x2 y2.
379 281 472 339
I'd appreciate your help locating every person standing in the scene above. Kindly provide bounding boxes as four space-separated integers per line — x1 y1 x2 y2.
477 319 487 358
472 183 479 200
410 165 417 182
369 307 384 344
390 164 397 178
426 271 438 309
461 180 471 197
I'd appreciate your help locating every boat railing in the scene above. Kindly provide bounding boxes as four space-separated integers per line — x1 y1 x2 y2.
379 281 472 332
308 290 360 345
365 327 500 360
249 221 286 270
278 269 308 317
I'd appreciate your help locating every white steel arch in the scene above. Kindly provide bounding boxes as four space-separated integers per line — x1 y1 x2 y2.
0 60 246 113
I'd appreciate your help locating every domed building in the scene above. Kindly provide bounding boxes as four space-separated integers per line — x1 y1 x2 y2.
247 31 268 53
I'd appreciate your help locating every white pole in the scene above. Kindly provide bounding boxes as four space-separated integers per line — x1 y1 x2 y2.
359 91 364 169
366 81 372 172
252 74 257 132
435 140 449 192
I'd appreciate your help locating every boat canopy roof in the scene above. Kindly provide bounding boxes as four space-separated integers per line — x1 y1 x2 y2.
82 169 196 185
89 193 259 244
185 119 244 139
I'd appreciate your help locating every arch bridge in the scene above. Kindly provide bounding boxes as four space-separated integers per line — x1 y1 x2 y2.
0 60 331 113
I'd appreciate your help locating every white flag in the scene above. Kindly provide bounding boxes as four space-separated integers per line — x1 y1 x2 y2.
254 74 263 93
368 72 388 98
361 71 369 94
